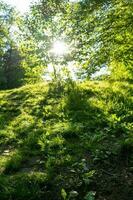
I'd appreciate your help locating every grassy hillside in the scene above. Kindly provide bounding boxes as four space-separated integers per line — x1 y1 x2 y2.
0 81 132 200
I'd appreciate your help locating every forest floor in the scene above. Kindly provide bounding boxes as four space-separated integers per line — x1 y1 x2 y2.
0 80 132 200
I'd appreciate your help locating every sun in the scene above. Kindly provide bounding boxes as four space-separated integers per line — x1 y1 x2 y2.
51 41 68 56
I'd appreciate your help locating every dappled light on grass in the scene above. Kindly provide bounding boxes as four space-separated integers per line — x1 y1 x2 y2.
0 81 132 199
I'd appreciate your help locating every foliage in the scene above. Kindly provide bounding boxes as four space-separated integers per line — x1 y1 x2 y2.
84 191 95 200
60 0 133 78
0 1 23 89
0 0 132 199
0 1 44 89
1 0 132 88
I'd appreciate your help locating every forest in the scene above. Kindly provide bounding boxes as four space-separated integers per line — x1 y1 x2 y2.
0 0 133 199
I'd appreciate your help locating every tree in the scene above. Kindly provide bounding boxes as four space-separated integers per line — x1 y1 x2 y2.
0 1 24 89
23 0 133 81
22 0 73 82
60 0 133 79
0 1 44 89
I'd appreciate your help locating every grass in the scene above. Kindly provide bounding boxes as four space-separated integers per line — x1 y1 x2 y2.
0 80 133 200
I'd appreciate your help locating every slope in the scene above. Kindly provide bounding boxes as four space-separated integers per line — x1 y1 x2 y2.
0 81 132 200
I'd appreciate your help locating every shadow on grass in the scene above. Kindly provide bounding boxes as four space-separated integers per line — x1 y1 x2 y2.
0 81 132 200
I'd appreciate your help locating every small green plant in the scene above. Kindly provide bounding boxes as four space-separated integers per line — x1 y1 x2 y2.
84 191 96 200
61 188 79 200
61 188 67 200
83 170 95 185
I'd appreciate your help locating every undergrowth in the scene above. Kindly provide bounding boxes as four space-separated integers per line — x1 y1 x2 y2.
0 81 132 200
